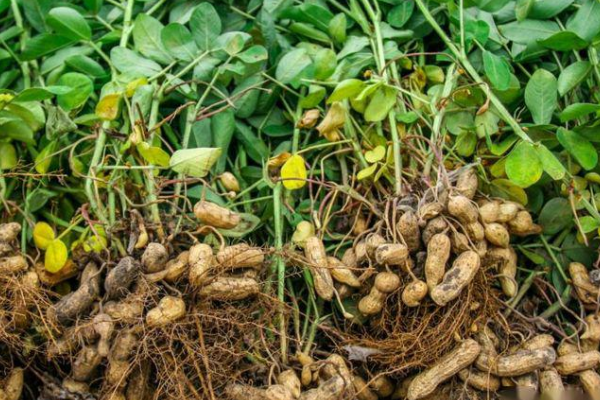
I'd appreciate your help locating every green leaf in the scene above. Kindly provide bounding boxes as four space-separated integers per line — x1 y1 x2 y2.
445 111 474 136
234 121 269 164
489 178 528 205
161 23 198 62
46 7 91 41
516 0 535 21
169 148 222 177
559 103 600 122
215 32 251 56
524 69 557 125
190 3 222 51
537 31 588 51
13 86 72 102
0 142 17 169
111 47 162 77
280 3 334 32
474 0 512 12
530 0 574 19
133 14 173 65
490 135 518 155
364 86 397 122
299 85 326 108
237 45 268 64
57 72 93 111
396 111 419 124
566 0 600 41
534 144 566 180
7 102 45 132
482 51 511 91
505 141 543 187
218 213 261 238
0 116 33 143
136 142 170 167
498 20 559 44
475 110 500 139
539 197 572 234
579 216 600 233
232 75 263 118
22 34 76 60
65 54 106 77
456 130 477 157
275 48 312 86
328 79 365 103
35 140 57 174
313 48 337 80
329 13 347 43
557 127 598 170
211 109 235 174
558 61 592 96
21 0 50 32
388 1 414 28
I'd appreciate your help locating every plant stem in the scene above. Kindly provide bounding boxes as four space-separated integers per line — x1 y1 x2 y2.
120 0 136 47
414 0 533 143
85 124 110 225
10 0 30 88
273 182 288 364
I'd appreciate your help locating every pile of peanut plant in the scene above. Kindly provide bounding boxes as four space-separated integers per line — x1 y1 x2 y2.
2 0 600 399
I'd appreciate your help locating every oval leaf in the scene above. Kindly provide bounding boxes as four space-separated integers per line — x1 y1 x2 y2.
505 141 543 187
281 154 307 190
45 239 68 273
33 222 56 250
557 127 598 170
47 7 91 41
524 69 557 125
169 147 222 177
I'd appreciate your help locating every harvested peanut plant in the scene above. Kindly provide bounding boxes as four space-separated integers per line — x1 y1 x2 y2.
1 0 600 399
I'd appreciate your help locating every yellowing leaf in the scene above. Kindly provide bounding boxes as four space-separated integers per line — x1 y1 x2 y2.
268 152 292 168
357 163 378 181
281 154 307 190
125 78 148 97
365 146 386 163
35 141 57 175
316 102 346 142
33 222 55 250
45 239 68 273
83 235 107 253
96 93 121 120
136 142 170 167
169 147 222 177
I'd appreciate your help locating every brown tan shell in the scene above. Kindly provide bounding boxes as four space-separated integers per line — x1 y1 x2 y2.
407 339 481 400
193 200 240 229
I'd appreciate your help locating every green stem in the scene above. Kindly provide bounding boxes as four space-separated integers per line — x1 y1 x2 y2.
540 235 568 283
414 0 532 143
10 0 30 88
292 88 306 153
85 123 110 225
273 182 287 364
120 0 136 47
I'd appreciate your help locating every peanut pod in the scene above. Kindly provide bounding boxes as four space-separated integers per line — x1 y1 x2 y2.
199 276 260 301
424 233 451 291
304 237 334 301
430 251 480 306
217 243 264 270
407 339 481 400
194 200 240 229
